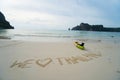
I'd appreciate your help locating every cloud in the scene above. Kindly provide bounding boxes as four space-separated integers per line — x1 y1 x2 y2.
1 0 120 29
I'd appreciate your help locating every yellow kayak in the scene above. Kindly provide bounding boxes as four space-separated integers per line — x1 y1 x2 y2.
74 42 85 50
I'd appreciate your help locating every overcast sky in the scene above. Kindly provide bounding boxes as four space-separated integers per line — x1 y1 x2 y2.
0 0 120 29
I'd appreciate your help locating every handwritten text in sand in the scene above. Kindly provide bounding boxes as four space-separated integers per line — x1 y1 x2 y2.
10 53 101 68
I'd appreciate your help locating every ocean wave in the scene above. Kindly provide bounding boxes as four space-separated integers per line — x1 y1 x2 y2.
14 34 74 38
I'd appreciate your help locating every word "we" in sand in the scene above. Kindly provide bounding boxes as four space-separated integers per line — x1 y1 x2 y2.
10 53 101 68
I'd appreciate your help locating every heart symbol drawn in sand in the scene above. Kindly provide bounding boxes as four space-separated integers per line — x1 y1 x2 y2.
36 58 52 68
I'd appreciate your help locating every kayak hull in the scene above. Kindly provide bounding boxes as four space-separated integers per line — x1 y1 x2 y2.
76 45 84 50
74 42 85 50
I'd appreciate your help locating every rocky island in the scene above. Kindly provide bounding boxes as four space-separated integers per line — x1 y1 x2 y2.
0 11 14 29
72 23 120 32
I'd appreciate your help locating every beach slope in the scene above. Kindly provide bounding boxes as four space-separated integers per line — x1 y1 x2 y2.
0 40 120 80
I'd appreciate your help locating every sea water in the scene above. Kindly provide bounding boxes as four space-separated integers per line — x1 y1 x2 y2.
0 29 120 42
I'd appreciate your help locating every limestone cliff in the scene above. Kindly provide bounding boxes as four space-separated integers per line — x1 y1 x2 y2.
72 23 120 32
0 12 14 29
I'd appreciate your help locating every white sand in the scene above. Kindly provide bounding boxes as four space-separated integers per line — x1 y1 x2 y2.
0 39 120 80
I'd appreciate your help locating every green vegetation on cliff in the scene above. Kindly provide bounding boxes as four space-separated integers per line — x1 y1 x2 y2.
72 23 120 32
0 12 14 29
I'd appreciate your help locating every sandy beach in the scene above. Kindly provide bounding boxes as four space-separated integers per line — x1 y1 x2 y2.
0 39 120 80
1 0 120 79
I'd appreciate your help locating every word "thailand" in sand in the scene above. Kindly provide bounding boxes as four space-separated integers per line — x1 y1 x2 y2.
10 53 101 68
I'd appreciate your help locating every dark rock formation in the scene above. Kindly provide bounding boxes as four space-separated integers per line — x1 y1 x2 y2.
72 23 120 32
0 12 14 29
